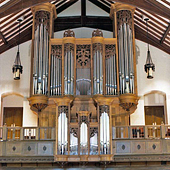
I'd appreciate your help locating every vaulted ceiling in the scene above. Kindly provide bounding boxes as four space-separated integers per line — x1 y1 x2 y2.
0 0 170 54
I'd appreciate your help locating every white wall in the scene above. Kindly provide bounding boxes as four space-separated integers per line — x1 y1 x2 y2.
131 40 170 125
0 40 37 127
3 95 23 107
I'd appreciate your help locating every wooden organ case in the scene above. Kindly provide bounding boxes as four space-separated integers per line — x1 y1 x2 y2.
28 2 139 163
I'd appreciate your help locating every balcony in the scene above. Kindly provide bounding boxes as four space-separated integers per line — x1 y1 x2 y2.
0 125 169 163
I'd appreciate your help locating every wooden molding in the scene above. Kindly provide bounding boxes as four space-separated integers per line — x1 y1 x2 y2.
93 94 115 105
28 94 48 112
50 95 74 106
119 93 139 112
31 2 57 19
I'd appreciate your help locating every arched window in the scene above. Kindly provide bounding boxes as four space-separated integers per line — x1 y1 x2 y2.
144 91 167 125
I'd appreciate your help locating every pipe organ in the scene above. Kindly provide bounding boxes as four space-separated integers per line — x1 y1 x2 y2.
28 2 139 163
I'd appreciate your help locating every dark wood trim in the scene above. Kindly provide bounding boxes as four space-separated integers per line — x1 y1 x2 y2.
135 24 170 54
0 27 32 54
0 9 31 31
3 15 33 37
100 0 112 7
6 21 33 41
161 23 170 44
145 0 170 17
134 12 165 33
0 31 8 45
161 0 170 6
88 0 110 13
0 0 54 18
113 0 170 19
81 0 86 26
134 16 163 37
136 8 166 29
1 16 169 54
56 0 79 14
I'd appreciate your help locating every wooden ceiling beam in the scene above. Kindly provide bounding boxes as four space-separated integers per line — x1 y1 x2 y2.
88 0 110 13
135 12 165 33
3 16 33 38
56 0 79 14
136 9 166 29
113 0 170 19
6 21 33 41
1 16 169 54
0 9 31 31
161 23 170 44
81 0 86 26
0 0 54 18
54 16 112 32
0 31 8 45
0 27 32 54
135 25 170 54
134 16 163 37
145 0 170 17
100 0 112 7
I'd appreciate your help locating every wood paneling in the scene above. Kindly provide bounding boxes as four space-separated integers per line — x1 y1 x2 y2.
39 106 56 127
145 106 164 125
3 107 23 126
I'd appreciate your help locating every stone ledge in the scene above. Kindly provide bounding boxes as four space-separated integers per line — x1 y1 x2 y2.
0 156 54 163
113 154 170 162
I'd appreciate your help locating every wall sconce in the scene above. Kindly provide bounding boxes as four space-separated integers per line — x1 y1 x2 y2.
12 18 23 80
144 18 155 79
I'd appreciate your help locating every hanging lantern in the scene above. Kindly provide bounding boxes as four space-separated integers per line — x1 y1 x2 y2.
12 18 23 80
144 49 155 79
12 51 23 80
144 18 155 79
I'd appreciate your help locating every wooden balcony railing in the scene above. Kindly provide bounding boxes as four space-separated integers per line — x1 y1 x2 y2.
112 125 170 139
0 126 55 141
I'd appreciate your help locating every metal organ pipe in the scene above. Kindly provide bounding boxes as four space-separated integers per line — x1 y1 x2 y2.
58 107 68 155
64 43 74 95
33 11 50 95
117 10 134 95
100 106 110 154
50 45 62 96
93 43 103 95
105 45 117 95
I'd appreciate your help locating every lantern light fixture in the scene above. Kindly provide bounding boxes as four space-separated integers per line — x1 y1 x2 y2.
144 18 155 79
12 17 23 80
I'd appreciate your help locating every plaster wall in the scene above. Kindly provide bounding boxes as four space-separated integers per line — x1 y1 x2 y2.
0 41 37 126
131 40 170 125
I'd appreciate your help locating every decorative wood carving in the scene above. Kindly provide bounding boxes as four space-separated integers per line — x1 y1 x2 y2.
119 93 139 112
64 43 74 55
90 127 98 138
117 10 133 30
51 45 62 59
105 44 116 59
99 105 109 116
93 43 103 54
70 128 78 138
58 106 68 117
35 11 50 33
76 45 91 68
64 29 75 37
92 29 103 37
28 95 48 112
